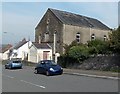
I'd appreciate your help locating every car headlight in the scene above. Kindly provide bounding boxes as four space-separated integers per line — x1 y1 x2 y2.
61 67 63 70
49 68 54 71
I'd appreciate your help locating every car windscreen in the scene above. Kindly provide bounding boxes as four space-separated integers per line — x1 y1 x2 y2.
45 60 57 65
12 61 21 63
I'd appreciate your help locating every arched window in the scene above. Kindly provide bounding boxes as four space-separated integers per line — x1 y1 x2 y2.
91 34 95 40
76 32 80 43
47 18 50 25
104 35 107 41
44 32 49 42
45 18 50 41
38 34 41 43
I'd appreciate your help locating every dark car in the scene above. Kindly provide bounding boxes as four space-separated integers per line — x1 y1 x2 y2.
34 60 63 76
5 60 22 69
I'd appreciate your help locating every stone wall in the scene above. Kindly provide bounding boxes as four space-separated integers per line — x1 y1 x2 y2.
63 24 111 45
35 9 64 54
67 55 120 71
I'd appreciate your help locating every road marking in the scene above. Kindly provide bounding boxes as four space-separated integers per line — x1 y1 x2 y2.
2 74 14 79
64 72 120 80
77 73 119 80
20 80 45 89
7 70 21 72
2 74 45 89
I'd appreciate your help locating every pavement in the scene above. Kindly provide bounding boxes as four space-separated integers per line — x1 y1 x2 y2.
63 68 120 80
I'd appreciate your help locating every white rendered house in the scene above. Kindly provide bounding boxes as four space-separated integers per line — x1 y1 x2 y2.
10 39 32 60
28 42 52 63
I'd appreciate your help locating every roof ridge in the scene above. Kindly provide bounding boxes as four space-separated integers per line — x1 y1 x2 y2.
49 8 64 24
48 8 110 30
49 8 96 22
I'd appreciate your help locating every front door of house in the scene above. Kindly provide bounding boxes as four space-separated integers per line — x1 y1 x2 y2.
43 51 50 60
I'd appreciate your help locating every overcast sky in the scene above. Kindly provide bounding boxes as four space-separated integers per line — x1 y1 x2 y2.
1 1 119 45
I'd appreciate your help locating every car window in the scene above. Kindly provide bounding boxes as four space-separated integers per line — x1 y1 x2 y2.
36 63 42 67
45 60 57 65
12 61 21 63
41 61 45 64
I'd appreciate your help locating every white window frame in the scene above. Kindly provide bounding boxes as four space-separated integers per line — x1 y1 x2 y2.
76 32 80 43
104 35 107 41
91 34 95 40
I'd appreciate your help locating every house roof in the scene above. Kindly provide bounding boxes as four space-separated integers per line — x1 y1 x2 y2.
14 38 28 50
48 8 111 30
0 44 13 53
32 42 51 49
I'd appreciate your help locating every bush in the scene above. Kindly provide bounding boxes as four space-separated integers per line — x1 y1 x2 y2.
58 55 78 68
88 39 110 54
110 66 120 72
68 46 90 62
58 45 90 68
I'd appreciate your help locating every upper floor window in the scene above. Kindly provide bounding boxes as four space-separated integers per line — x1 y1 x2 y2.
44 32 49 42
46 19 50 33
76 32 80 43
91 34 95 40
104 35 107 41
47 19 50 25
38 34 41 43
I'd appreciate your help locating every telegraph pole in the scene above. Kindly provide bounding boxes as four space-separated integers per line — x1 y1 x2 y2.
53 30 56 55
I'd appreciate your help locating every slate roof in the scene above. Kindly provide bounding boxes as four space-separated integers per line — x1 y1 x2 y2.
0 44 13 53
49 8 110 30
32 42 51 49
14 39 28 50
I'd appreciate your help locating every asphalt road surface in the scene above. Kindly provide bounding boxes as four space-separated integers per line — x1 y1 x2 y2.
2 65 118 92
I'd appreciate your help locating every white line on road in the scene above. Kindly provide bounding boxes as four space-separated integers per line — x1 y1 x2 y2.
77 73 119 80
64 72 119 80
2 74 14 79
2 74 46 89
20 80 46 89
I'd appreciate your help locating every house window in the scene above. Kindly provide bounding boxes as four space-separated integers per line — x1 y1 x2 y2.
104 35 107 41
44 32 49 42
46 18 50 34
91 34 95 40
76 32 80 43
45 18 50 42
47 19 50 25
38 34 41 43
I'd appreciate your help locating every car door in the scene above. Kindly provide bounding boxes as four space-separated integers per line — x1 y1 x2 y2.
37 64 42 73
40 63 47 74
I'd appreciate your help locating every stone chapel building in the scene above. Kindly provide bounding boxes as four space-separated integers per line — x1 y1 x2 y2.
35 8 111 54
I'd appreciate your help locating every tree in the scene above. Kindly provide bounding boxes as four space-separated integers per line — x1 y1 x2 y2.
110 26 120 53
87 39 110 54
64 40 87 55
68 45 90 62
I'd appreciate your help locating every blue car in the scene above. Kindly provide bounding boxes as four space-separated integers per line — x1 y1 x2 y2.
34 60 63 76
5 60 22 69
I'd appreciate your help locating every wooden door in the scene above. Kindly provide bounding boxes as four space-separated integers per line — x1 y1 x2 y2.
43 51 50 60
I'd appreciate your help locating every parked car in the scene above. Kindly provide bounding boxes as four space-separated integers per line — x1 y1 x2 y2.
5 60 22 69
34 60 63 76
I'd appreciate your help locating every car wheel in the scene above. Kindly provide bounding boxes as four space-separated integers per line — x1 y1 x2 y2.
34 69 38 74
9 66 12 69
46 71 50 76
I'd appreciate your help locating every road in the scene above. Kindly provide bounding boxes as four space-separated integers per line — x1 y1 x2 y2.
2 65 118 92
